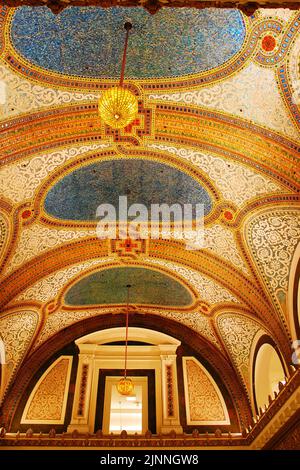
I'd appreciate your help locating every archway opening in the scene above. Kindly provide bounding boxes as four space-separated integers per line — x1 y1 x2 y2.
254 343 286 412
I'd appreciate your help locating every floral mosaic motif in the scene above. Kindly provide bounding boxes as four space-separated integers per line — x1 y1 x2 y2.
0 143 110 204
5 223 96 274
156 311 221 350
217 313 265 392
148 62 300 140
14 258 115 303
253 15 300 67
148 143 283 207
144 257 238 304
203 224 249 275
246 209 300 311
33 307 221 351
0 310 39 390
258 9 295 22
261 35 277 52
185 358 226 422
33 309 110 350
0 65 98 118
10 7 245 79
0 213 8 263
287 31 300 113
24 358 71 421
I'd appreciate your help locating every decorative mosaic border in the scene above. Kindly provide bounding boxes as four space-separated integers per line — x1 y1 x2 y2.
1 103 299 191
27 147 221 229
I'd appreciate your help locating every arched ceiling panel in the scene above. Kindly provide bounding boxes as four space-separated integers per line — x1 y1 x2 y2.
33 308 221 352
10 7 245 79
0 6 299 420
0 309 39 398
44 158 213 221
148 61 300 140
244 207 300 325
216 312 270 395
64 266 194 307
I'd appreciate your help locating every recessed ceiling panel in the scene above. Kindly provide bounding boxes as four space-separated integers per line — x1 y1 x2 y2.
44 159 213 221
10 7 246 79
64 266 193 306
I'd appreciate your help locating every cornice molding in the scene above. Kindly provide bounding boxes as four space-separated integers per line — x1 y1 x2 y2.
2 1 300 17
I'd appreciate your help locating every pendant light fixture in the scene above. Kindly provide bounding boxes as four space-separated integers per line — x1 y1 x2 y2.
98 22 138 129
117 284 134 396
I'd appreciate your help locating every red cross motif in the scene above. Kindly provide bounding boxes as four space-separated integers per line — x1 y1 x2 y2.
124 118 140 134
118 238 139 253
112 238 147 257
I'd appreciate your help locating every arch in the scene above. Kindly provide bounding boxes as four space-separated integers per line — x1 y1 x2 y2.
2 313 249 430
76 327 181 347
252 336 286 413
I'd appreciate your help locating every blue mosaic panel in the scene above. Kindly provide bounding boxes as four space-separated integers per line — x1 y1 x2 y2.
11 7 245 79
44 159 212 221
64 267 193 306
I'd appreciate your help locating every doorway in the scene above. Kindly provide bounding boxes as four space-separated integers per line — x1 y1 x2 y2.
104 376 147 434
94 369 156 434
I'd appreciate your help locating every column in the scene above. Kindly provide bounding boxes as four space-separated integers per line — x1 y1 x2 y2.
159 346 183 434
67 348 95 433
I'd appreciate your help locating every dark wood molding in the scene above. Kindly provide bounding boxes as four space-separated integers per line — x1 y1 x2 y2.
263 409 300 449
2 1 300 17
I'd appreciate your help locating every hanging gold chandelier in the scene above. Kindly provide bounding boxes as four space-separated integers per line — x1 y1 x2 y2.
117 284 134 396
98 22 138 129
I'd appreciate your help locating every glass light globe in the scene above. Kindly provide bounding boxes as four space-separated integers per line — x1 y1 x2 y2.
98 86 138 129
117 377 134 396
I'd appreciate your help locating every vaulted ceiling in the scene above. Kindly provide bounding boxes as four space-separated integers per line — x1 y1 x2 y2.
0 5 299 427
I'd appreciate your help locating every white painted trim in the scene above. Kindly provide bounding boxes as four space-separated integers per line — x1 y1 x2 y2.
287 241 300 341
75 327 181 346
87 351 163 434
182 356 230 425
249 330 266 413
69 329 182 434
21 356 73 424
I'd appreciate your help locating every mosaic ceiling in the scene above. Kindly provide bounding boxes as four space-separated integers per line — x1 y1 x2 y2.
64 266 194 306
0 4 299 425
10 7 245 79
44 158 212 221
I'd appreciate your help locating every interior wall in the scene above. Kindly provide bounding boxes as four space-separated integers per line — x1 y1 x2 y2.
10 326 240 434
10 343 79 433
